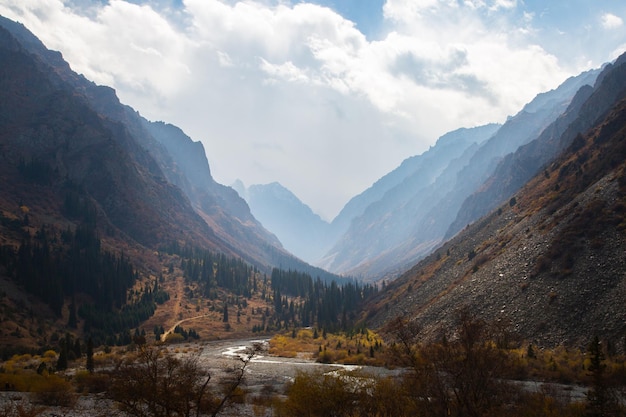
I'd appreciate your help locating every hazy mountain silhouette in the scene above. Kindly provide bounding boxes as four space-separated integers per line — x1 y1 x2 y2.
322 68 600 280
233 181 332 263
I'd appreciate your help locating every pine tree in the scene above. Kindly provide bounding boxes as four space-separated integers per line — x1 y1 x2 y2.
56 342 68 371
223 303 229 322
73 338 82 358
68 302 77 328
527 344 536 359
86 337 94 373
586 336 614 417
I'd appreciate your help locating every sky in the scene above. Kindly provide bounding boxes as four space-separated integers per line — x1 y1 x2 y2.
1 1 625 221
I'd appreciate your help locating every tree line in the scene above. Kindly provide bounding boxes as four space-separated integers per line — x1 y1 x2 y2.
165 243 380 334
0 223 136 316
270 268 378 332
0 229 376 349
180 248 259 299
0 220 166 346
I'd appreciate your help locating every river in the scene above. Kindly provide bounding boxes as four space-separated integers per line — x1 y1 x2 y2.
192 338 588 404
192 338 398 396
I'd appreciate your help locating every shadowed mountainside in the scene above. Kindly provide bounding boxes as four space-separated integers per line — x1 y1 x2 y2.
0 17 343 280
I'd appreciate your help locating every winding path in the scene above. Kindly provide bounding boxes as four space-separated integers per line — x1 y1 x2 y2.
160 314 211 342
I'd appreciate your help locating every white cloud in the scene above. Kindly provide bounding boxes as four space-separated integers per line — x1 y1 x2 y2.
259 59 311 83
490 0 516 11
0 0 617 220
217 50 234 67
601 13 623 30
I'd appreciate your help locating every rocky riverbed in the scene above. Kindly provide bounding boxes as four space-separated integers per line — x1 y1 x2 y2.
0 338 396 417
0 338 589 417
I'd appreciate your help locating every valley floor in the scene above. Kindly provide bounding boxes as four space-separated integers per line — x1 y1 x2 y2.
0 337 598 417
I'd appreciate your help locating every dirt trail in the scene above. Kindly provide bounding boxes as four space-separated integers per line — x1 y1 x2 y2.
171 276 184 321
161 314 211 342
160 276 211 342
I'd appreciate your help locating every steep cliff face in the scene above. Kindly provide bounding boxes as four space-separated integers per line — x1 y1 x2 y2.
143 121 285 263
366 57 626 348
0 24 212 250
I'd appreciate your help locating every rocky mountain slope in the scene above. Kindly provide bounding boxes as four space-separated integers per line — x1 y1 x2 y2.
321 68 600 280
366 53 626 348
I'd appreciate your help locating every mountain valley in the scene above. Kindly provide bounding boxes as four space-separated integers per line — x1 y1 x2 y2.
0 12 625 360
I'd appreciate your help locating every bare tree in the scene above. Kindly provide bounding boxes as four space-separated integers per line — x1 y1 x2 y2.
387 309 515 417
107 342 262 417
384 316 421 367
210 342 263 417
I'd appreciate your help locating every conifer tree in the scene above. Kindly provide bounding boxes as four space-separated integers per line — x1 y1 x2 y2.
586 335 616 417
73 338 82 358
86 337 94 373
56 341 68 371
68 298 77 328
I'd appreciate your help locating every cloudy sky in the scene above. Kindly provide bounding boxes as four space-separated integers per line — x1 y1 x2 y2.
1 0 625 220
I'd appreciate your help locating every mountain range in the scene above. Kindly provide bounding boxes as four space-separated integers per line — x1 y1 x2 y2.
242 67 600 280
1 14 626 349
236 50 626 346
232 181 333 263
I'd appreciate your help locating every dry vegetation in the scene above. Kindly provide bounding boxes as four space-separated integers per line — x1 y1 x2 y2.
140 269 273 342
270 327 386 366
0 341 261 417
273 312 626 417
1 312 626 416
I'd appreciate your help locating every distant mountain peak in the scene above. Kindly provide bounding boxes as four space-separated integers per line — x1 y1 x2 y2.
231 179 247 199
237 181 332 263
250 182 307 208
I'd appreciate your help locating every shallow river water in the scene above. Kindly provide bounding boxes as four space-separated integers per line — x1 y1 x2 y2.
194 338 588 403
194 338 396 395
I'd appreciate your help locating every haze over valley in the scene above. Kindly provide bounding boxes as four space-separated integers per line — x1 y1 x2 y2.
1 1 626 416
3 0 625 220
